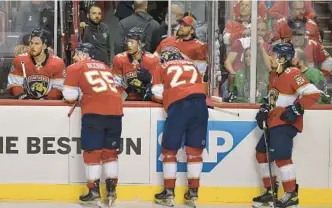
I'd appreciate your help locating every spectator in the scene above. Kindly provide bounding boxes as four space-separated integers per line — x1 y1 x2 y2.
81 4 111 65
294 48 329 104
291 27 332 79
150 2 184 52
224 19 271 75
115 1 134 21
223 0 251 47
227 47 269 103
269 1 315 20
14 1 54 35
114 0 160 54
272 1 320 44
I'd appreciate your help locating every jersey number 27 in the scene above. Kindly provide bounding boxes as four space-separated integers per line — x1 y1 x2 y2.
84 71 118 93
167 65 198 88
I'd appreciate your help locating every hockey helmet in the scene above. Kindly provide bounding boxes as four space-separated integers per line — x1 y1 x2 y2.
74 43 96 59
30 28 51 47
272 42 295 63
126 27 146 43
160 47 184 63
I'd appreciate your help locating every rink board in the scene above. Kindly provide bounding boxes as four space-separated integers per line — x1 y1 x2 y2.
0 101 331 205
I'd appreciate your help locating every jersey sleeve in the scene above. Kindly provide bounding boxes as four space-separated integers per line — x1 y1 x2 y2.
291 71 320 108
7 57 25 96
47 59 66 100
151 65 164 103
111 54 127 93
63 64 81 103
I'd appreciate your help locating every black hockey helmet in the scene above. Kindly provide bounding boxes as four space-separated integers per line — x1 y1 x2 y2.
75 43 96 58
160 47 184 63
272 42 295 63
126 27 146 43
30 28 51 47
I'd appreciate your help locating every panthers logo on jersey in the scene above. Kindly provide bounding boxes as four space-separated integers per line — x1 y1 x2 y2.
26 75 50 98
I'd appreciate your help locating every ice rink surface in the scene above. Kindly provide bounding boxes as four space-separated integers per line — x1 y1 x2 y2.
0 202 331 208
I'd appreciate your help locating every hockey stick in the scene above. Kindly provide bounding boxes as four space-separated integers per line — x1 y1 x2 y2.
210 106 240 117
263 121 277 208
67 101 78 117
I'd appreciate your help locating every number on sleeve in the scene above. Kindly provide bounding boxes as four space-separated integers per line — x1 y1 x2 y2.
84 71 118 93
167 65 198 88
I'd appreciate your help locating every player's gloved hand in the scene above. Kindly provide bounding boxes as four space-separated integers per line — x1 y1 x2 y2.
280 103 304 124
127 78 145 95
16 92 33 100
255 103 270 129
143 84 152 101
137 68 152 83
226 91 237 103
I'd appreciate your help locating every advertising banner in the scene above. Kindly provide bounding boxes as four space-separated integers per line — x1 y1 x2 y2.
0 106 70 184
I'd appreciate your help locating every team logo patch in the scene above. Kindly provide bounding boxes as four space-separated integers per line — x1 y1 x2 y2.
26 75 50 99
294 74 305 86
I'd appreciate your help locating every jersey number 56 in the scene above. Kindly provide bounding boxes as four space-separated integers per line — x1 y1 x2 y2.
84 71 118 93
167 65 198 88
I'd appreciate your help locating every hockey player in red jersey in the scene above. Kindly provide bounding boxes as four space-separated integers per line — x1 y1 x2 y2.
253 43 320 208
63 43 123 207
154 16 208 76
111 27 159 101
7 28 66 100
151 48 208 207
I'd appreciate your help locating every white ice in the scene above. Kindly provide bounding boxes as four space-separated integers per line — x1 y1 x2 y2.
0 202 330 208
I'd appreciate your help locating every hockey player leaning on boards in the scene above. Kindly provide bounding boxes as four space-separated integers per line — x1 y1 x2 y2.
151 48 209 208
7 28 66 100
63 43 123 208
254 42 320 208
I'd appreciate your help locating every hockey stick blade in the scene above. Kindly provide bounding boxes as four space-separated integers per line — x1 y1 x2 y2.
263 121 277 208
67 101 78 117
211 107 240 117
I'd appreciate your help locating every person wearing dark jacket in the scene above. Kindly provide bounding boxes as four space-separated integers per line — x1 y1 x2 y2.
114 0 160 54
82 4 111 65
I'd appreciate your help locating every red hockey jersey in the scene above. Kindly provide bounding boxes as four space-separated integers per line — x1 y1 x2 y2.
63 59 123 116
111 52 159 101
154 36 207 75
7 53 66 99
151 60 205 112
267 67 320 132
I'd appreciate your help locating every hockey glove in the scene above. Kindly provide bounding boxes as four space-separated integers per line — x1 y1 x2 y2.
137 68 152 84
280 103 304 124
255 103 270 130
226 91 237 103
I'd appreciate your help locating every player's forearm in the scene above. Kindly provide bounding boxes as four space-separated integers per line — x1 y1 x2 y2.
297 93 320 108
8 86 25 97
47 89 63 100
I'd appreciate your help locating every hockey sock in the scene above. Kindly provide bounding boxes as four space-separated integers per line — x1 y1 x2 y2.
186 146 203 189
256 152 277 188
83 150 102 188
275 159 296 192
162 148 177 188
102 149 119 186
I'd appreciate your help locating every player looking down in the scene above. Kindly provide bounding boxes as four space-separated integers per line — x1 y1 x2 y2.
63 43 123 208
151 48 208 208
7 28 65 100
112 27 159 101
253 42 320 208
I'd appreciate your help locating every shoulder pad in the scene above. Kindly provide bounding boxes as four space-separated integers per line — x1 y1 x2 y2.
116 52 127 58
194 39 205 45
144 52 157 59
